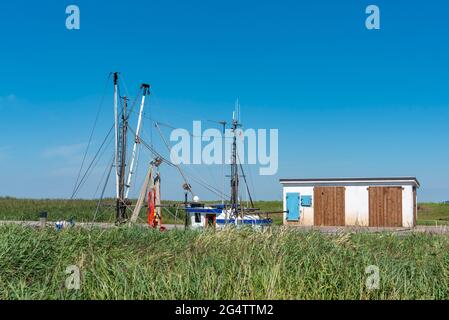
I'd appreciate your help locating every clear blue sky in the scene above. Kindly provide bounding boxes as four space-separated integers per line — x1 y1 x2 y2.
0 0 448 201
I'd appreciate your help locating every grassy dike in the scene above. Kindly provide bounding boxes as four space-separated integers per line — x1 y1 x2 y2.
0 224 448 300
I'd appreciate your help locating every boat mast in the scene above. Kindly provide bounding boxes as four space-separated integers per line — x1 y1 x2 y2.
117 96 129 223
125 83 150 199
113 72 119 200
230 99 241 216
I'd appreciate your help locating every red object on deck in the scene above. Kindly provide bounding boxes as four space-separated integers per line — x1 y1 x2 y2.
147 189 155 226
147 189 166 231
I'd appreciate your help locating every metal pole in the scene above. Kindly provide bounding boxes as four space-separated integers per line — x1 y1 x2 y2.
113 72 119 199
39 211 48 229
184 192 188 230
117 96 128 222
230 110 240 220
125 84 150 199
155 173 161 226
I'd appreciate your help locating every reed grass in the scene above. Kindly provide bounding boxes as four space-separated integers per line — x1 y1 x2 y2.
0 224 448 300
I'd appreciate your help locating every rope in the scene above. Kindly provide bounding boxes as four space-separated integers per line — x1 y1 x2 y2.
129 125 229 200
141 117 234 140
71 124 114 199
70 73 134 200
92 154 115 223
237 151 254 208
154 123 229 200
72 74 111 198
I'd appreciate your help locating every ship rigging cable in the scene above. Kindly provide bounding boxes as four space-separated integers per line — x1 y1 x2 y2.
71 124 114 199
71 74 111 199
153 122 231 200
72 73 236 214
128 125 230 200
92 153 115 223
71 73 138 200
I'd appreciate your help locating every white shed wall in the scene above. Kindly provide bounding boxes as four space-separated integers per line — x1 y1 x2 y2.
402 185 414 227
283 186 314 226
282 183 416 227
344 186 369 226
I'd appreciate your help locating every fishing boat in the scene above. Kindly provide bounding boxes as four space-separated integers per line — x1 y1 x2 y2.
74 72 276 230
185 203 273 230
183 107 274 230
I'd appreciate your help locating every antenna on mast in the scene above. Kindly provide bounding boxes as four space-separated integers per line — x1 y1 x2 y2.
232 99 239 121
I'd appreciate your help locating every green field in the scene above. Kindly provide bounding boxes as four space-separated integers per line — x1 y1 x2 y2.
1 197 448 226
0 224 448 299
0 197 284 225
416 203 449 225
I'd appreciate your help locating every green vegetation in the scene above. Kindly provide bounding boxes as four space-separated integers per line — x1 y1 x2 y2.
0 197 105 222
0 197 182 224
0 225 448 299
1 197 449 226
0 197 283 225
417 203 449 225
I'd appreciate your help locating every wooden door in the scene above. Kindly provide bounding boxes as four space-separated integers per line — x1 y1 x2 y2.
314 187 345 226
369 187 403 227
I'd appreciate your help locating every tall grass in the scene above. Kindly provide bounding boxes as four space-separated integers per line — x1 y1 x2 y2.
0 225 448 299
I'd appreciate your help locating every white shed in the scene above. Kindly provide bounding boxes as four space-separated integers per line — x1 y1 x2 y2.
280 177 420 228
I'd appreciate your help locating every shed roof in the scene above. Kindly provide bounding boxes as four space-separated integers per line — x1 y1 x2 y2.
279 177 420 188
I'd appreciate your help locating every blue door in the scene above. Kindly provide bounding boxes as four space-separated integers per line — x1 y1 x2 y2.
286 193 300 221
